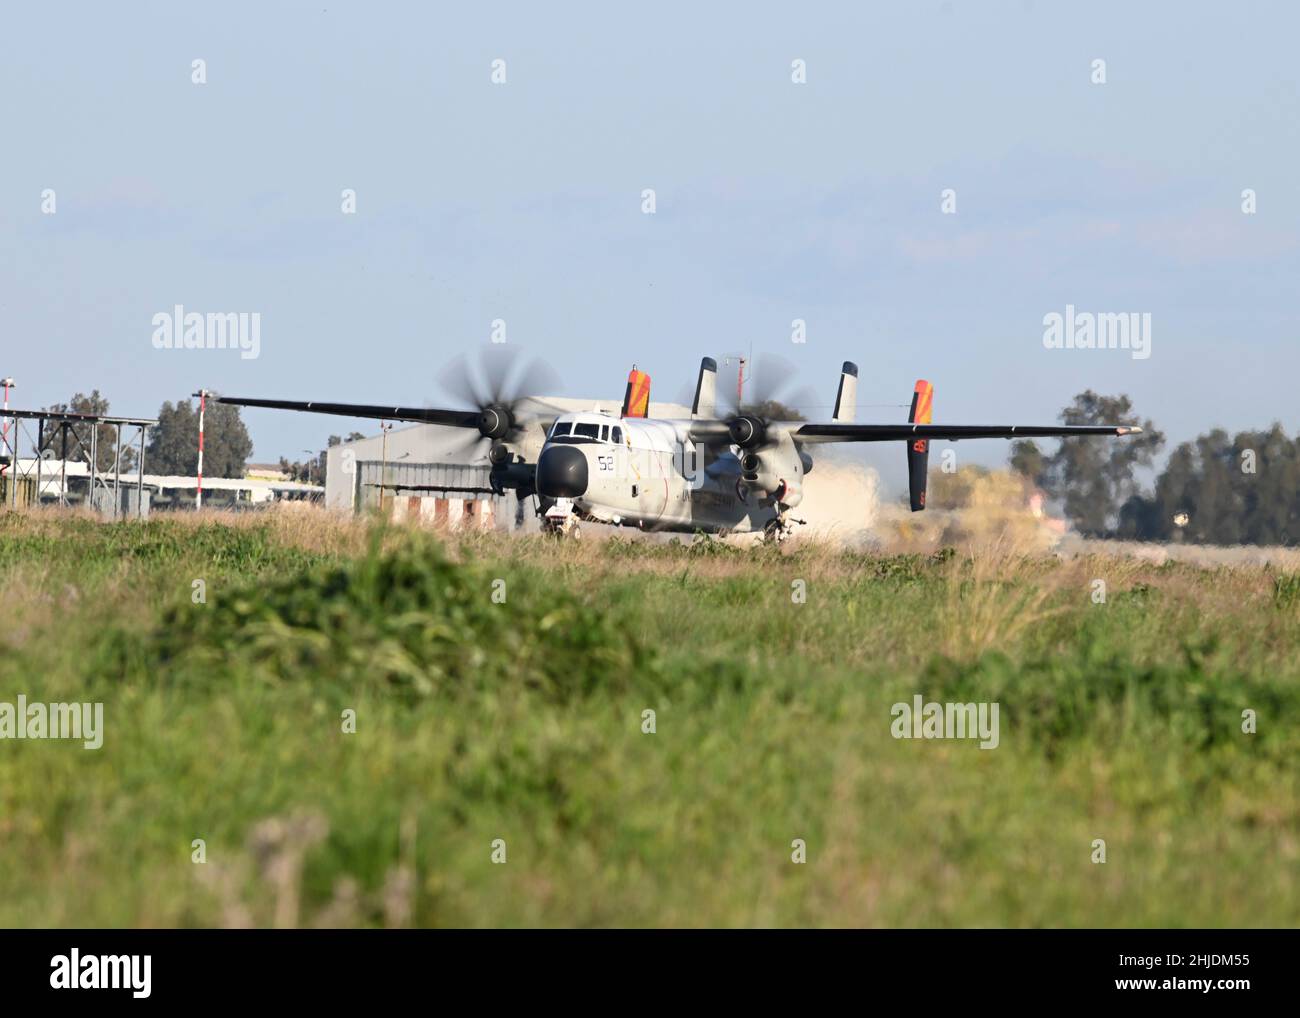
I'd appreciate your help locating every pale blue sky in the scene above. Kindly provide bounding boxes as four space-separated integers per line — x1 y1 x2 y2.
1 1 1296 489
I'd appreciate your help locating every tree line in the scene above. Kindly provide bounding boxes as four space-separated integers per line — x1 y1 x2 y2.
36 392 253 478
1010 391 1300 546
36 393 368 484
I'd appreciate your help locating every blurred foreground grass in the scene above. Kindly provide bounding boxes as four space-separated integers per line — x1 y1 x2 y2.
0 508 1296 927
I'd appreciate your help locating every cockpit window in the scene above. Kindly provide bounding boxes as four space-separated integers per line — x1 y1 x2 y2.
611 426 623 444
549 420 610 445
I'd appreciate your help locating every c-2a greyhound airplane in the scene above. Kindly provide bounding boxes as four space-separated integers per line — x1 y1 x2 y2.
220 355 1140 541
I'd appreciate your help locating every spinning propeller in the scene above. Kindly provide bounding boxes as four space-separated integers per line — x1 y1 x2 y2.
721 355 817 450
437 348 561 462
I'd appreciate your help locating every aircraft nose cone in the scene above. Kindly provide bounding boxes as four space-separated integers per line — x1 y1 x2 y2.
537 445 588 498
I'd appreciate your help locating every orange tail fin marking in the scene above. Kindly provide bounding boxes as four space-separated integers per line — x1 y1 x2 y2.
621 368 651 418
910 379 933 425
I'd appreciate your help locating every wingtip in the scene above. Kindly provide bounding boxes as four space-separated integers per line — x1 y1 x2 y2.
1117 425 1143 435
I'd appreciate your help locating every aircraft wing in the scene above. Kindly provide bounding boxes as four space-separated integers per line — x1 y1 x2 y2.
794 423 1142 443
216 397 482 428
365 482 500 495
687 420 733 444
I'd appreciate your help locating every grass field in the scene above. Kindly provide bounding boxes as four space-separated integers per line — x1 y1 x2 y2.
0 507 1297 927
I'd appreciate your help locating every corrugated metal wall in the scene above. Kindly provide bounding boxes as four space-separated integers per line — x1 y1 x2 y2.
354 460 522 530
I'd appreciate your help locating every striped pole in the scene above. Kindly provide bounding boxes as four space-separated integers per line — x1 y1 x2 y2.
193 389 208 510
1 378 13 490
379 422 391 512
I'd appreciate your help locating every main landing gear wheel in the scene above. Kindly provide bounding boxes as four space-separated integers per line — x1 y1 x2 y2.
543 518 581 540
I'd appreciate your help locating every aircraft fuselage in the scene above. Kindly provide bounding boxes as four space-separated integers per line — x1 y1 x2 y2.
533 412 804 535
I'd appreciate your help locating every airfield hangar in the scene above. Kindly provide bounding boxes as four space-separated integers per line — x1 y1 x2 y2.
323 397 692 531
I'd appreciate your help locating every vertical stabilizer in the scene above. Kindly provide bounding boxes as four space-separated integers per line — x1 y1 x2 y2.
906 379 933 511
832 361 858 422
621 367 651 418
691 357 718 419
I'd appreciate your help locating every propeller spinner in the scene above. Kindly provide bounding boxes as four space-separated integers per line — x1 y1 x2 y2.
722 355 816 450
439 348 560 460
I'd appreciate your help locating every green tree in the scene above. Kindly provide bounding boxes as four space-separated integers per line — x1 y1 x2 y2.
1236 425 1300 545
739 399 806 422
147 398 253 477
40 391 137 472
1008 439 1046 488
322 433 365 481
1124 424 1300 545
277 432 365 484
327 432 367 448
1033 391 1164 537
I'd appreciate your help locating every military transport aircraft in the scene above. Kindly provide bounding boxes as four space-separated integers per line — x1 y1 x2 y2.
220 353 1140 540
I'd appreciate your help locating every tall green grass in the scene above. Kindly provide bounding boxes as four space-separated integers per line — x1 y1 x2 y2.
0 510 1296 927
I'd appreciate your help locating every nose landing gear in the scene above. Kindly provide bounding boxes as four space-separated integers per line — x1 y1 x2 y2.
762 512 806 545
543 516 582 540
539 497 583 540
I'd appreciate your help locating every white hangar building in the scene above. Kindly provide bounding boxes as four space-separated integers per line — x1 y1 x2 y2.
323 396 692 529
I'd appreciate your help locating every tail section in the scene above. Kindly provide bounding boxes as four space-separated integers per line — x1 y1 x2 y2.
622 366 651 418
691 357 717 419
832 361 858 422
906 379 933 512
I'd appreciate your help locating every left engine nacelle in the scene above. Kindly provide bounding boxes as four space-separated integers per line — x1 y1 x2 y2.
740 452 783 496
